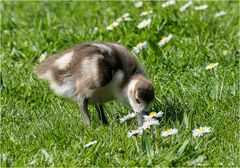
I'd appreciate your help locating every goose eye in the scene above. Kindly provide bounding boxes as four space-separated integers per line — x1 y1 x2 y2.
136 98 140 104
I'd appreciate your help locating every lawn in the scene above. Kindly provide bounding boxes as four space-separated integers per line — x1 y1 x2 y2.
1 1 239 167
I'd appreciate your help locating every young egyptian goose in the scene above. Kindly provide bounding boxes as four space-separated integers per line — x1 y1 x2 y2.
35 42 154 126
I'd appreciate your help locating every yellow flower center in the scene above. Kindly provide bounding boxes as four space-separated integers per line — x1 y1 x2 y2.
208 63 214 67
167 129 173 133
149 112 156 117
161 37 167 40
199 127 205 131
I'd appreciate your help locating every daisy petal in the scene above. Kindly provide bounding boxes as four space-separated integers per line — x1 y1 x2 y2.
162 0 175 8
195 5 208 11
158 34 173 47
84 140 97 148
119 112 137 123
127 128 143 137
179 1 193 12
132 41 147 53
137 19 151 29
134 1 143 8
205 63 219 70
161 128 178 137
214 11 227 18
192 126 211 137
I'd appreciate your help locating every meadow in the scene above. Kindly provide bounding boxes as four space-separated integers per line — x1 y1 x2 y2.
1 1 239 167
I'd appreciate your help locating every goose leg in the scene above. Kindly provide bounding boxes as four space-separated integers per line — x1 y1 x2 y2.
95 104 108 125
78 98 91 127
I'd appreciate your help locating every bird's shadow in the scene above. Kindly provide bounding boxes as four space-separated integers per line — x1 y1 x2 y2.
153 95 187 124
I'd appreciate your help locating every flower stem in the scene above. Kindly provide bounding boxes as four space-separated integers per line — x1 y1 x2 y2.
133 136 140 153
213 69 217 78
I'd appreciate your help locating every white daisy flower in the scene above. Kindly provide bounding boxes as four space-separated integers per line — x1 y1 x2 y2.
39 52 47 62
195 4 208 11
119 112 137 123
127 128 143 137
162 0 176 8
0 153 7 162
140 118 160 130
192 127 211 137
124 17 132 21
116 13 131 23
140 10 153 16
151 111 164 118
179 1 193 12
214 11 227 18
132 41 147 53
84 140 97 148
93 27 99 31
161 128 178 137
139 124 151 130
143 111 164 120
134 1 143 8
158 34 173 47
106 21 119 30
222 50 228 56
116 17 123 23
122 13 130 18
137 19 151 29
205 63 219 70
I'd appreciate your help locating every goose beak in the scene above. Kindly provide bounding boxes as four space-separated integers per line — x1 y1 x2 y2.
140 110 148 115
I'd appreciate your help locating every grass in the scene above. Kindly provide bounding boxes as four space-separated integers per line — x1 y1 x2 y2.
1 1 239 167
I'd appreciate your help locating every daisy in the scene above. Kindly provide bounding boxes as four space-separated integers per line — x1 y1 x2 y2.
106 21 119 30
137 19 151 29
140 10 153 16
116 17 123 23
143 111 164 120
122 13 130 18
150 111 164 118
39 52 47 62
158 34 173 47
93 27 99 31
119 112 137 123
123 17 132 21
84 140 97 148
162 0 175 8
132 41 147 53
127 128 143 137
222 50 228 56
192 127 211 137
214 11 227 18
116 13 131 23
179 1 193 12
140 118 160 130
161 128 178 137
205 63 219 70
195 5 208 11
0 153 7 162
134 1 143 8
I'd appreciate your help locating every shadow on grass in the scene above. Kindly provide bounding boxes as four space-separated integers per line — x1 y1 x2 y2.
153 95 188 124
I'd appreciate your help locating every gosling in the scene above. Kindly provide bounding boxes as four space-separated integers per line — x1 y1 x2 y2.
35 42 154 126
